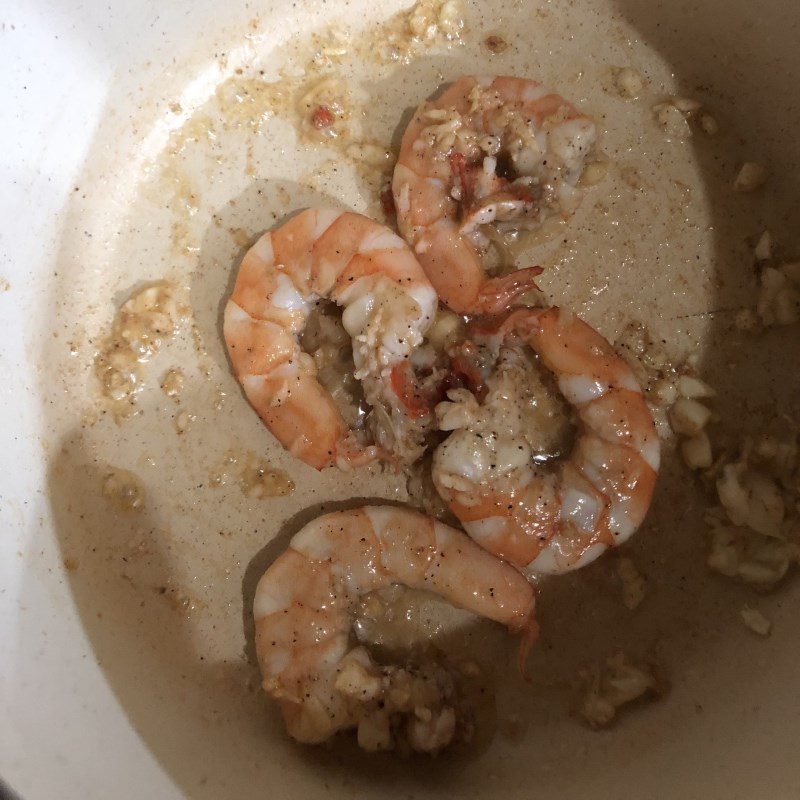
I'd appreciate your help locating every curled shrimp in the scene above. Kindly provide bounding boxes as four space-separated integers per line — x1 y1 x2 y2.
432 308 660 575
253 506 537 752
223 208 438 470
392 75 597 313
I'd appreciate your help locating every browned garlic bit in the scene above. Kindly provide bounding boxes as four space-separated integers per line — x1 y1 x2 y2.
740 606 771 635
578 653 661 729
174 410 196 434
101 468 145 513
333 648 468 753
734 162 768 192
756 263 800 326
615 322 675 395
670 396 712 437
157 583 199 614
211 57 390 195
579 159 609 187
409 0 463 40
379 0 464 62
616 556 646 610
611 67 645 99
649 367 716 470
308 26 351 67
705 431 800 590
734 234 800 330
652 95 715 138
160 368 185 400
614 321 676 439
649 355 794 602
754 230 773 262
210 449 294 498
681 431 713 471
674 382 715 469
667 96 702 115
94 282 190 419
699 113 719 135
652 102 691 138
663 363 797 602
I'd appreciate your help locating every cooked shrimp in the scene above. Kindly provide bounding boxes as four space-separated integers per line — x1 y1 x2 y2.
432 308 659 575
253 506 537 751
223 208 438 470
393 75 597 313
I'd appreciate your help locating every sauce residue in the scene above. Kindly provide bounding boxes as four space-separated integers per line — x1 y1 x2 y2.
94 282 190 419
210 449 295 498
101 467 146 513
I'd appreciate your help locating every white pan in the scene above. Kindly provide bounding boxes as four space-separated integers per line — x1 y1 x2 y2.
2 0 799 797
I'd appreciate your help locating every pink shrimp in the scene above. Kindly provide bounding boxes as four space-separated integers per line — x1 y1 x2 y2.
254 506 537 751
223 208 438 470
432 308 659 575
393 75 597 313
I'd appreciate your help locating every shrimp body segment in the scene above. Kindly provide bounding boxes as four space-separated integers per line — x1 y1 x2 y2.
393 75 597 313
223 208 438 470
432 308 659 576
254 506 537 751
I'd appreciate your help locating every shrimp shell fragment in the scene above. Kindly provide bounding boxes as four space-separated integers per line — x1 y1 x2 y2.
223 208 438 470
432 308 660 575
253 506 537 749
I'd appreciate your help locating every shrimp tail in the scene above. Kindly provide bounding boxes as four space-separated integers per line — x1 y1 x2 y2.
516 600 540 682
474 266 544 314
466 306 540 342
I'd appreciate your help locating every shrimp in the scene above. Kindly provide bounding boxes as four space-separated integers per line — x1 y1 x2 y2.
392 75 597 313
223 208 438 470
253 506 537 752
432 308 660 576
